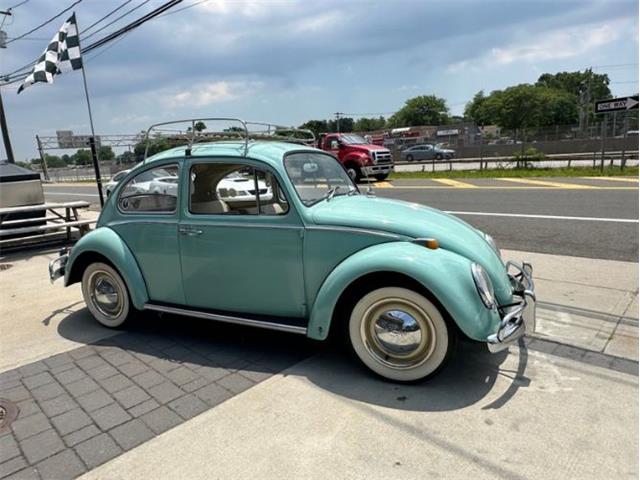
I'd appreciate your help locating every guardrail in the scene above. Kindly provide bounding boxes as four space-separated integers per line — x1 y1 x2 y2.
392 151 639 173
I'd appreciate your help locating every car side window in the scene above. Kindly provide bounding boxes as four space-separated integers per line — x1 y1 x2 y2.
118 164 178 213
190 163 289 216
328 138 339 149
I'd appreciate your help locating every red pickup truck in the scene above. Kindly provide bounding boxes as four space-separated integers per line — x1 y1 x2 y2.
318 133 393 181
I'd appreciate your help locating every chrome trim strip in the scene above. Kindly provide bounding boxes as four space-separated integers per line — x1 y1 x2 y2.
182 222 303 231
143 303 308 335
306 225 404 240
109 220 177 227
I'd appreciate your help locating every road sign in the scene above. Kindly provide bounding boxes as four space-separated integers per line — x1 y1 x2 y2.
595 95 639 114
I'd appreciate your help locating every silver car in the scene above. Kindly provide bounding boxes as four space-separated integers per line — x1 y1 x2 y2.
402 143 455 162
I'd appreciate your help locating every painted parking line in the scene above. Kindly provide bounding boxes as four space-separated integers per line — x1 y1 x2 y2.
496 178 598 189
431 178 479 188
582 176 639 183
446 210 639 223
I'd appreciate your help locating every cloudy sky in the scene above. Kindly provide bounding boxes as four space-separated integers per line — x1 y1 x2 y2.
1 0 638 161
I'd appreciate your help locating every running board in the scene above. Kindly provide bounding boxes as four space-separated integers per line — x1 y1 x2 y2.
143 303 308 335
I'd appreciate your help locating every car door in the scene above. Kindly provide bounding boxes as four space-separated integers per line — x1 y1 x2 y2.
423 145 435 160
178 159 306 319
110 162 185 305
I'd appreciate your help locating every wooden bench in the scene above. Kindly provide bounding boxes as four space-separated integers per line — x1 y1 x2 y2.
0 201 94 247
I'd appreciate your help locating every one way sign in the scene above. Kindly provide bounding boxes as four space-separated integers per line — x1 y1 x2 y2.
595 95 639 113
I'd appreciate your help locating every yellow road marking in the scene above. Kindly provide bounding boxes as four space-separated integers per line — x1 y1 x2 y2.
372 181 393 188
496 178 597 189
432 178 479 188
583 176 639 183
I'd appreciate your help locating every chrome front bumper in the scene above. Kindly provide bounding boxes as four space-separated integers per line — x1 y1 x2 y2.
487 261 536 353
362 165 393 176
48 249 69 283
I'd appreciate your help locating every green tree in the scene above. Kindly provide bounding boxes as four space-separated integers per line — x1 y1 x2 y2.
116 151 136 164
61 154 72 165
43 154 66 168
536 69 611 101
328 117 354 133
354 116 386 132
16 161 32 170
194 121 207 132
72 149 92 166
387 95 450 127
299 120 329 137
133 137 173 159
465 84 578 132
98 146 115 161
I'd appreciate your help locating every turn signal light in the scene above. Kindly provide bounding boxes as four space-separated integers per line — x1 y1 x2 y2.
424 238 439 249
412 238 439 249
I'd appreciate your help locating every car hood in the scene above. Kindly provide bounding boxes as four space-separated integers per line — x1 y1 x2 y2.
310 195 511 303
347 144 389 153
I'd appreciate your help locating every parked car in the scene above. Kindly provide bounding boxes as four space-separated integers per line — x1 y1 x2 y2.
104 169 130 196
402 143 455 162
49 119 535 383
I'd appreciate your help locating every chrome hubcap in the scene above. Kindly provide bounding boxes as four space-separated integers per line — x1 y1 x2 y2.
361 298 436 370
89 271 123 318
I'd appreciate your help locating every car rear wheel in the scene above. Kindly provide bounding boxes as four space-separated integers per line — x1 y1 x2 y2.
435 153 443 160
348 287 452 382
81 262 132 328
406 154 414 162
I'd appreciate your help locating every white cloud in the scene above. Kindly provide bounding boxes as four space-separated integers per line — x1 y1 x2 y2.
164 81 262 108
447 18 633 72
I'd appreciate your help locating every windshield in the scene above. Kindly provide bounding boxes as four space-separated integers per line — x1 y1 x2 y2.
284 152 357 206
340 134 368 145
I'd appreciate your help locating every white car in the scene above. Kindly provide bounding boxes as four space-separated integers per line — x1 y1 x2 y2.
149 176 179 196
105 170 130 196
216 173 273 202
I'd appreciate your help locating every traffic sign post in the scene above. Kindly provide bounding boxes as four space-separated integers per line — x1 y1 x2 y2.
595 95 639 114
594 95 638 172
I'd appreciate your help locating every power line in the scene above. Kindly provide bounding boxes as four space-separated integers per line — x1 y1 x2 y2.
5 0 82 45
156 0 211 18
2 0 184 85
80 0 134 35
83 0 152 41
0 0 29 28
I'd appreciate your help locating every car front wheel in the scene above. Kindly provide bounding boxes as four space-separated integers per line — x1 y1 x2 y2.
348 287 452 382
81 262 132 328
405 154 414 162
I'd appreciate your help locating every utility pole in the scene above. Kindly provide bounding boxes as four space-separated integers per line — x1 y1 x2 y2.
0 9 15 163
0 88 15 163
334 112 343 133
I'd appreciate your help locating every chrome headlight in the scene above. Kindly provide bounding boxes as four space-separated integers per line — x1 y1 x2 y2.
484 233 501 259
471 263 496 309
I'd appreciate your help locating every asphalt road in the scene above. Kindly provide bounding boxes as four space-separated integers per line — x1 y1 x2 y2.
43 179 639 261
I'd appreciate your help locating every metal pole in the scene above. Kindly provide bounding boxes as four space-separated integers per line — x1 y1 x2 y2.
621 115 629 171
0 88 15 163
36 135 50 181
599 116 606 173
76 15 104 207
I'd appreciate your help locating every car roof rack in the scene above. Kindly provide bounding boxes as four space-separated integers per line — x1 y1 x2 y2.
142 118 316 162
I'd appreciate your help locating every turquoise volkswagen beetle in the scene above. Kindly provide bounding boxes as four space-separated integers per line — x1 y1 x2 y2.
49 119 535 382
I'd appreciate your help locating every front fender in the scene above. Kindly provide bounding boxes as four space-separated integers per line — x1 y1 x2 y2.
307 242 500 341
65 227 149 310
343 152 369 165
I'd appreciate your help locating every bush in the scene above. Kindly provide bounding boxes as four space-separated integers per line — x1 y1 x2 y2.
513 147 545 168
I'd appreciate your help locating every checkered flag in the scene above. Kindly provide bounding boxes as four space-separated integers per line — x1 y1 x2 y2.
17 13 83 94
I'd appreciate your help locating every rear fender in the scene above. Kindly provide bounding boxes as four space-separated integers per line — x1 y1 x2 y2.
307 242 500 341
65 227 148 310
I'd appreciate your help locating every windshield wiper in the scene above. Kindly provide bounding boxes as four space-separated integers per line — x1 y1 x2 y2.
347 186 359 196
323 185 341 202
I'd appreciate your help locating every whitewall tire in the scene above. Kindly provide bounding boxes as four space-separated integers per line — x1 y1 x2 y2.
348 287 452 382
81 262 131 328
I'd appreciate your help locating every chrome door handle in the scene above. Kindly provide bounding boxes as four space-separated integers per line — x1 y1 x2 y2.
179 227 203 236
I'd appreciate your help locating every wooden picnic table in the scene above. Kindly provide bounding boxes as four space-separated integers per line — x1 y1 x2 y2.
0 201 94 246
